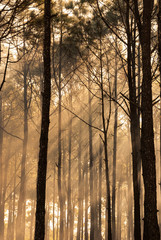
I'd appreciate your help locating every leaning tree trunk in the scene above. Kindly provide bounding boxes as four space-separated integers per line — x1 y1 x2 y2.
34 0 51 239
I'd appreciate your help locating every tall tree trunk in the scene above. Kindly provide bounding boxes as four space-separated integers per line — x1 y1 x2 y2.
140 1 160 239
12 154 17 240
133 0 160 237
126 2 141 240
77 121 82 240
117 179 122 240
34 0 51 239
88 72 95 240
84 153 88 240
100 36 112 240
63 136 67 238
6 155 12 240
53 157 56 240
112 41 118 240
97 136 102 240
127 158 132 240
98 138 102 239
0 92 4 240
58 3 63 239
67 85 72 240
16 25 29 240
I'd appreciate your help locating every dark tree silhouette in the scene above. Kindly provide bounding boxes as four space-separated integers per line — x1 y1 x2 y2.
34 0 51 239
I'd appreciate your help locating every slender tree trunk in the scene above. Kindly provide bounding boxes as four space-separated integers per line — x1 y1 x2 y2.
68 84 72 240
84 153 88 240
138 43 143 240
100 36 112 240
58 3 63 239
12 154 17 240
98 138 102 239
88 72 95 240
117 180 121 240
53 158 56 240
16 26 29 240
34 0 51 239
94 162 98 237
63 136 67 238
7 157 12 240
127 159 132 240
77 121 82 240
126 2 141 240
112 42 118 240
127 125 134 240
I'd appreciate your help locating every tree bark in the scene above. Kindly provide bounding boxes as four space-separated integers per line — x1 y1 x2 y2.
133 0 160 239
126 2 141 239
34 0 51 239
158 0 161 231
0 92 4 240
